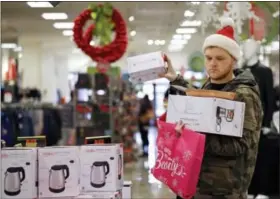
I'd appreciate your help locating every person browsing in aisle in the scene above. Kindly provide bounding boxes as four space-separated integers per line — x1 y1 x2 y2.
159 17 263 199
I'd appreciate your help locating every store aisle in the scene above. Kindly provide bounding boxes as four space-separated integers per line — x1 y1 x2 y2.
124 127 176 198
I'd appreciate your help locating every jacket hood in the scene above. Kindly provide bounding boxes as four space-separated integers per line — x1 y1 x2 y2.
231 68 257 88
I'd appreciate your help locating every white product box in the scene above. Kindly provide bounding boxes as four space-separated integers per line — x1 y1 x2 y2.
75 190 121 199
80 144 123 193
127 51 166 84
1 148 37 199
122 181 132 199
166 95 245 137
38 146 80 198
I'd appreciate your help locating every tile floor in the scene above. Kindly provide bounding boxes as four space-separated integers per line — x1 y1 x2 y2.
124 127 176 198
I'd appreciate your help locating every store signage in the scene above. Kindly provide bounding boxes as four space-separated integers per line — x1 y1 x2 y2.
17 136 46 147
84 135 112 144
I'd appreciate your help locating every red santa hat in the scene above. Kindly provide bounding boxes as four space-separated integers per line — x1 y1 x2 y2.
202 17 240 60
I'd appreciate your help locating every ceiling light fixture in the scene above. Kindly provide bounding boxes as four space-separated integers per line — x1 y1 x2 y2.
130 30 136 36
168 45 184 52
176 28 197 34
173 34 192 40
14 46 23 52
42 13 68 20
159 40 166 45
128 16 135 22
26 1 54 8
53 22 74 29
62 30 73 36
181 20 202 27
206 2 214 4
170 40 188 45
1 43 17 49
147 40 154 45
184 10 195 17
191 2 200 5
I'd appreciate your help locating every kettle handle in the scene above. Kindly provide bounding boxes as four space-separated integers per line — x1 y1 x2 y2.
19 167 25 182
62 165 70 180
104 162 110 175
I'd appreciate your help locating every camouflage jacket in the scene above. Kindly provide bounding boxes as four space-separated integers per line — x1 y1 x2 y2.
171 69 263 199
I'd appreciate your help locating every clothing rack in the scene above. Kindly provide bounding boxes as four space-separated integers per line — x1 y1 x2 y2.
1 103 62 147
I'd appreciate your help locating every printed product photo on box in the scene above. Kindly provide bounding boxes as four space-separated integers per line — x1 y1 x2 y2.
127 51 166 84
1 148 37 199
38 146 80 198
166 95 245 137
80 144 123 193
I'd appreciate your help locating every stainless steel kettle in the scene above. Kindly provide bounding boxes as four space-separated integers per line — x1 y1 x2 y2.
4 167 25 196
49 165 69 193
90 161 110 188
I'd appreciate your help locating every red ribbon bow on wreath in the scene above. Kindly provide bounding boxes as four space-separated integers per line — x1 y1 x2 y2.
73 4 128 64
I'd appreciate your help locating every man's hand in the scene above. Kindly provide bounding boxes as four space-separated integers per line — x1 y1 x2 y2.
175 120 185 135
158 54 177 81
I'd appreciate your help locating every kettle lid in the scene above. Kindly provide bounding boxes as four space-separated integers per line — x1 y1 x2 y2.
93 161 106 167
7 167 22 173
51 165 65 170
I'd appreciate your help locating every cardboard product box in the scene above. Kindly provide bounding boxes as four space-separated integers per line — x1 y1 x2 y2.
122 181 132 199
127 51 166 84
80 144 123 193
166 95 246 137
38 146 80 198
1 148 37 199
75 190 121 199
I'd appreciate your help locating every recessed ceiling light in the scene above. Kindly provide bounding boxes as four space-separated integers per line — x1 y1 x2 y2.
1 43 17 49
27 2 53 8
181 20 202 27
53 22 74 29
159 40 166 45
184 10 195 17
129 16 135 22
147 40 154 45
130 30 136 36
14 46 23 52
191 2 200 5
173 34 192 40
62 30 73 36
168 44 184 52
176 28 197 34
170 40 188 45
42 13 68 20
206 2 214 4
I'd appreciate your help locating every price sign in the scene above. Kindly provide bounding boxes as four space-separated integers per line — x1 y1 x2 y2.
85 136 111 145
17 136 46 147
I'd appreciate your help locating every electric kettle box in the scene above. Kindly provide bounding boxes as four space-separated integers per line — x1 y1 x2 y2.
79 144 124 192
166 95 246 137
127 51 166 84
122 181 132 199
38 146 80 198
1 148 37 199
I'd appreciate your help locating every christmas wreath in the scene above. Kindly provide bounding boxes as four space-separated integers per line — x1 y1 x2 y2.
73 3 128 63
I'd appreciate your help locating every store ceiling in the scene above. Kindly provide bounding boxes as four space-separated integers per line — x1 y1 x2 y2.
1 1 279 56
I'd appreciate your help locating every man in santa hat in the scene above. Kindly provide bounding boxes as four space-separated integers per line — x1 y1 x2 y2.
159 17 263 199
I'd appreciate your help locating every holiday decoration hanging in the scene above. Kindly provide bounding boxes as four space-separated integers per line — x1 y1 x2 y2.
223 2 259 34
73 3 128 64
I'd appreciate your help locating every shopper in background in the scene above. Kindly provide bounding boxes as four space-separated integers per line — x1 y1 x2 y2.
138 94 153 157
159 17 263 199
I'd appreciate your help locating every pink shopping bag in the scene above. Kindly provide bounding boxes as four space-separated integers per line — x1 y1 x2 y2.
151 113 206 199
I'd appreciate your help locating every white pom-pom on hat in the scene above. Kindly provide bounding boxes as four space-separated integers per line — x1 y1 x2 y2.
220 17 235 28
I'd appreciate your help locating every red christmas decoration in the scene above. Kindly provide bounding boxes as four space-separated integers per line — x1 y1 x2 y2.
73 8 128 63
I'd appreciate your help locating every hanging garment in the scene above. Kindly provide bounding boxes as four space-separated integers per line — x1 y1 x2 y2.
16 110 35 137
1 111 17 146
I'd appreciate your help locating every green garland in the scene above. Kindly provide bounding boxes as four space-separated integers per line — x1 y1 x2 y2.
88 3 115 46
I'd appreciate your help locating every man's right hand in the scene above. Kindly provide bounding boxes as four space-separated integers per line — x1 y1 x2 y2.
158 54 177 82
